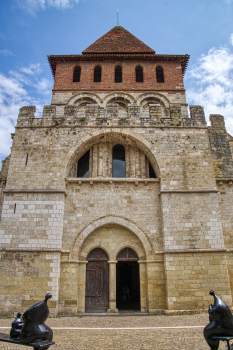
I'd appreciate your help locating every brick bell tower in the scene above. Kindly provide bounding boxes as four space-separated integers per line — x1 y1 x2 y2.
0 26 233 316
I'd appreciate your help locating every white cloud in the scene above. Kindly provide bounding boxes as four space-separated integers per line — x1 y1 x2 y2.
230 33 233 46
185 40 233 136
18 0 79 13
0 64 52 163
0 49 13 57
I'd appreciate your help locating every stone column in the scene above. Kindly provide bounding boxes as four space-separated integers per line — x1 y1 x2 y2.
107 261 118 313
77 261 88 313
138 261 148 313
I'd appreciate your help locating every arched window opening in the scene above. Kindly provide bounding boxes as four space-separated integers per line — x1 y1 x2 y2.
115 66 122 83
149 162 156 178
112 144 125 178
94 66 101 82
117 247 139 261
87 247 109 261
77 150 90 177
73 66 81 82
136 66 143 82
156 66 164 83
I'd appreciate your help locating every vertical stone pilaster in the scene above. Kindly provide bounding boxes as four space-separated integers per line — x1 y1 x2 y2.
107 261 118 313
89 147 93 178
78 261 87 313
135 148 141 178
125 145 130 178
140 151 146 178
98 143 103 177
92 144 98 177
129 146 135 178
102 143 108 178
108 142 113 177
145 157 149 178
138 261 148 313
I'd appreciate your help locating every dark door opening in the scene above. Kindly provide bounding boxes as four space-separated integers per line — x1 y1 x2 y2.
116 261 140 311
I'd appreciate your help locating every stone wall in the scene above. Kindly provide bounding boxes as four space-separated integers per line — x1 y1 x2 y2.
0 251 59 316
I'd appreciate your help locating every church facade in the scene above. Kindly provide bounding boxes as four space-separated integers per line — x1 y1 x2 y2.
1 26 233 315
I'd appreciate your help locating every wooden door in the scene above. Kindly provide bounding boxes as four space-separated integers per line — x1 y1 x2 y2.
85 248 109 313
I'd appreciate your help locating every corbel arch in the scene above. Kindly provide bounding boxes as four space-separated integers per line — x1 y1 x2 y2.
137 92 170 109
67 92 102 106
70 215 154 261
103 92 136 106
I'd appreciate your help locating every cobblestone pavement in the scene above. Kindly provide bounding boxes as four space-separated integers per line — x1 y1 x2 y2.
0 314 230 349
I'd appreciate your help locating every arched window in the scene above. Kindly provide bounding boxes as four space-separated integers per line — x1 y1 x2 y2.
77 150 90 177
112 144 125 178
73 66 81 82
136 66 143 82
117 247 139 261
94 66 101 82
115 66 122 83
156 66 164 83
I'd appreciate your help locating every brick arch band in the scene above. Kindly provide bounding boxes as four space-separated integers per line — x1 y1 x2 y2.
66 129 160 178
70 215 155 260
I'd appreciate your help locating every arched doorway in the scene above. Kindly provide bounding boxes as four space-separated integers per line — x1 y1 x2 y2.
116 247 140 311
85 248 109 313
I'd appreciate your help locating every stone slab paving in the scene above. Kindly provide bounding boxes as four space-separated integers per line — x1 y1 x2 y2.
0 314 230 349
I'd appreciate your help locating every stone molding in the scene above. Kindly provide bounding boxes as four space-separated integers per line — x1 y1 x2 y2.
70 215 155 259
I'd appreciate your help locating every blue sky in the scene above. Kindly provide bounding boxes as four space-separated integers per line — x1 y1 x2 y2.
1 0 233 166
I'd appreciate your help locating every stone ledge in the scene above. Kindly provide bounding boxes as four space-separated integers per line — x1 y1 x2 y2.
160 189 218 194
66 177 159 183
3 189 66 194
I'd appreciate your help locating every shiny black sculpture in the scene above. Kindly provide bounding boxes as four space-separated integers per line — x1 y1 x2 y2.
204 290 233 350
10 312 24 339
20 293 53 344
0 293 54 349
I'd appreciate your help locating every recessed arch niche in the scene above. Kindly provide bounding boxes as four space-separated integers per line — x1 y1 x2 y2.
68 132 158 179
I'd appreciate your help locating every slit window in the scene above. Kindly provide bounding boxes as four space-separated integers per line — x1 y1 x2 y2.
77 150 90 177
25 153 28 165
149 162 156 178
156 66 164 83
115 66 122 83
112 144 125 178
14 203 16 214
136 66 143 82
94 66 101 82
73 66 81 82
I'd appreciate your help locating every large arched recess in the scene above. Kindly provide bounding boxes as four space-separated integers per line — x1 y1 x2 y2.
70 215 155 260
66 129 160 178
137 92 170 109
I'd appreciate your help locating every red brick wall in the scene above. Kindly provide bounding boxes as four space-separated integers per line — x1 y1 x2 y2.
53 60 184 92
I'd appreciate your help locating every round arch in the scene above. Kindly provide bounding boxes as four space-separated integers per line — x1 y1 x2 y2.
67 92 102 106
103 92 135 106
70 215 155 261
66 129 160 178
137 92 170 109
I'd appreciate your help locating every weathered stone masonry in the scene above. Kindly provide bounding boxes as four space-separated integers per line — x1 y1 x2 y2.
0 25 233 316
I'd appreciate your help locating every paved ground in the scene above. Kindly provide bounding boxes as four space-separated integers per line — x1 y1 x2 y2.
0 313 230 349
